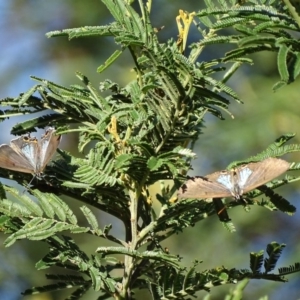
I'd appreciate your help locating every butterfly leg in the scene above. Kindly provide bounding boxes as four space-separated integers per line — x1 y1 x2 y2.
213 198 231 222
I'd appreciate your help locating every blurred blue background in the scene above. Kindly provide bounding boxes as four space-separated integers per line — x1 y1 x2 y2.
0 1 299 299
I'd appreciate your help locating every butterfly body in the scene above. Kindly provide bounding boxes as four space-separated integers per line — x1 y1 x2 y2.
0 128 61 176
178 158 290 200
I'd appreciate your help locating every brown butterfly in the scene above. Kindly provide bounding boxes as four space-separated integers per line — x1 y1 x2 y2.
178 157 290 200
0 128 61 177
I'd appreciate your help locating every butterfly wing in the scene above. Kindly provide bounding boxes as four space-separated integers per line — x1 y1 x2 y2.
237 157 290 193
38 128 61 173
10 136 39 171
215 172 235 190
0 142 35 173
178 158 289 200
178 171 233 199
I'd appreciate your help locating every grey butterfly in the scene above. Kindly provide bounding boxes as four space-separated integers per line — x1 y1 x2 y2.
0 128 61 177
178 157 290 200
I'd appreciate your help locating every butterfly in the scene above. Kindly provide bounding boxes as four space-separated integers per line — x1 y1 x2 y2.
0 128 61 177
178 157 290 200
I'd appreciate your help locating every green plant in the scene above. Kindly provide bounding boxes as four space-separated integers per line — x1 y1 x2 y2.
1 0 300 299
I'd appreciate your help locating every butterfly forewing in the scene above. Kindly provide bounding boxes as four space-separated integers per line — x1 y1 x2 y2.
238 157 290 194
10 137 39 171
216 172 234 190
236 167 252 187
178 173 233 199
0 144 35 173
38 128 61 172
